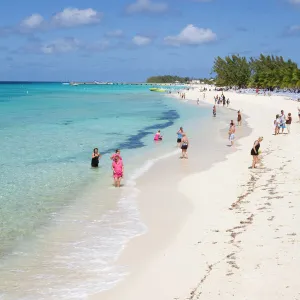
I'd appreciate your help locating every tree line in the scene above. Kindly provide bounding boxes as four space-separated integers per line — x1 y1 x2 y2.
213 54 300 89
146 75 214 84
146 75 191 83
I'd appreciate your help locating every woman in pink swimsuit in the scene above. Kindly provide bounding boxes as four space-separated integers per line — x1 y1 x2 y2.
154 130 162 141
112 155 124 187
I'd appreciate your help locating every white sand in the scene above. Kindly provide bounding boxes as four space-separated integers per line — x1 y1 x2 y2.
92 89 300 300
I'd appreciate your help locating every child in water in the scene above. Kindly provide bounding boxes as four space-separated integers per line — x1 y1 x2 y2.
154 130 163 141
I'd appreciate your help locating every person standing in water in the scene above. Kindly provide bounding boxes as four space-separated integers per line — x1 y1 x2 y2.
91 148 101 168
177 127 184 147
112 155 124 187
111 149 122 161
251 137 263 169
180 133 189 159
228 121 236 146
213 105 216 117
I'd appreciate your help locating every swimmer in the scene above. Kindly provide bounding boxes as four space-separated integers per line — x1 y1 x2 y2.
91 148 101 167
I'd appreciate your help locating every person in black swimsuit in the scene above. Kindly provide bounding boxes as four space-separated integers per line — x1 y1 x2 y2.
251 137 263 169
91 148 101 167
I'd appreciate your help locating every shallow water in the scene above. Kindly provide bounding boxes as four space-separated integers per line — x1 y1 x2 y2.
0 83 212 299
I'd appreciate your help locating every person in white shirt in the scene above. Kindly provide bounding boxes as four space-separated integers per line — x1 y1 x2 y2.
280 110 286 134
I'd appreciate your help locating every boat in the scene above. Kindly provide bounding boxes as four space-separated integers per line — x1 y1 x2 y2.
149 87 166 92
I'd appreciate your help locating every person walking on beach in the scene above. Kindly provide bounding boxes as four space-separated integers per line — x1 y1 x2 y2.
251 137 263 169
237 110 242 126
298 107 300 122
280 110 286 134
228 120 235 146
177 127 184 147
286 113 292 134
180 133 189 159
112 155 124 187
91 148 101 168
274 114 281 135
226 98 230 107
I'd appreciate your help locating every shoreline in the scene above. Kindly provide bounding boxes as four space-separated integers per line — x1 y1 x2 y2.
90 94 251 299
92 88 300 299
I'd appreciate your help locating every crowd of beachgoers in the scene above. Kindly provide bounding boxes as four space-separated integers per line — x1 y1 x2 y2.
218 87 300 101
178 86 300 169
90 86 300 187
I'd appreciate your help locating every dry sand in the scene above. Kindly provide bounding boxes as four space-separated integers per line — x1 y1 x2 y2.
91 88 300 300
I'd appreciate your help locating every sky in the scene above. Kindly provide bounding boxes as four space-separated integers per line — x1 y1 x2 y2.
0 0 299 82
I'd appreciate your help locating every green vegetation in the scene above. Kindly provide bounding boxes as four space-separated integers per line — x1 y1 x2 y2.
213 54 300 89
146 75 215 84
146 75 190 83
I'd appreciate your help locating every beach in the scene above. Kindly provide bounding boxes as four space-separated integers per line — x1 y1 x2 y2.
0 83 226 299
92 88 300 300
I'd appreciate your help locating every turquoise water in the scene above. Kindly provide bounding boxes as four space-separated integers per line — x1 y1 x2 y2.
0 83 210 299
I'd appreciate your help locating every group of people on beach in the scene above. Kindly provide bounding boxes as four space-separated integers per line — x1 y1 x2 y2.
179 92 186 99
90 126 190 187
153 126 189 158
214 94 230 107
91 148 124 187
90 88 300 187
273 110 292 135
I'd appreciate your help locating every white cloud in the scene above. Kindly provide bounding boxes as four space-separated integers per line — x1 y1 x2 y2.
132 35 152 46
51 8 102 27
105 29 124 37
164 24 217 46
41 37 80 54
20 14 44 30
126 0 168 14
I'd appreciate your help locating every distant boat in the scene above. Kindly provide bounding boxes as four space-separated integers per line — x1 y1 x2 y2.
149 88 166 92
62 82 69 85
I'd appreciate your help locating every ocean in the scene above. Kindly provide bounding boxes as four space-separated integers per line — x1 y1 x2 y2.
0 83 211 299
